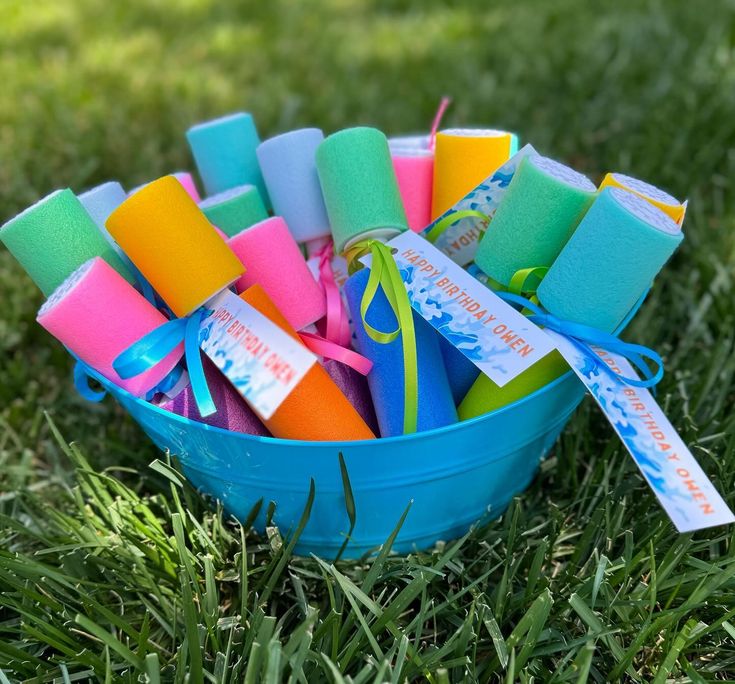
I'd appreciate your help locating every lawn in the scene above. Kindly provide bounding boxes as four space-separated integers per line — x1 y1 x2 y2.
2 0 735 681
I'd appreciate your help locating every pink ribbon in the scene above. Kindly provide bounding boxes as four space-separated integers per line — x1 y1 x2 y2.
298 331 373 376
429 96 451 151
317 241 351 347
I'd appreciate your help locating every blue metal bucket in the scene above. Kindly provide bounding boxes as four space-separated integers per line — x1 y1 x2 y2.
96 368 585 558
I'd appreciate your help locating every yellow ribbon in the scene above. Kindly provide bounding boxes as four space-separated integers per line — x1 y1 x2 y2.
346 239 418 435
424 209 489 244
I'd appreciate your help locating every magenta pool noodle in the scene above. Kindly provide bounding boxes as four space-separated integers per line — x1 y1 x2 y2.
199 185 268 238
537 187 684 333
343 267 457 437
256 128 331 244
160 355 269 435
186 112 270 207
78 181 127 250
227 217 326 330
37 258 182 397
322 359 379 435
438 336 480 405
0 188 133 296
392 147 434 233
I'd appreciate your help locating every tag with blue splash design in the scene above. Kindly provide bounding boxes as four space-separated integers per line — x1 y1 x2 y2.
548 330 734 532
198 290 317 420
421 144 538 266
370 231 556 387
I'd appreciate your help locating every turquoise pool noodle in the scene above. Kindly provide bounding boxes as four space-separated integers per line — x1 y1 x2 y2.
537 187 683 333
474 155 597 286
344 267 457 437
316 127 408 253
186 112 270 207
1 188 133 296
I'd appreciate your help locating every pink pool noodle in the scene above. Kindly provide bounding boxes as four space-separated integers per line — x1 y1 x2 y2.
173 172 202 203
391 148 434 233
227 216 327 330
160 355 270 435
37 257 182 397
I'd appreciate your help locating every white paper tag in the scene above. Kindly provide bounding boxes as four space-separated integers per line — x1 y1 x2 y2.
548 330 734 532
198 289 317 420
363 231 555 387
421 144 537 266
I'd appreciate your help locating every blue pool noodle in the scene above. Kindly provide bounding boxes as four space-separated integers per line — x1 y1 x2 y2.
344 267 457 437
439 336 481 405
186 112 270 207
78 181 127 253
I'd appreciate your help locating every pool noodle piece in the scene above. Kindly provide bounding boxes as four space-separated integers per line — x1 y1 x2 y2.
0 188 133 297
106 175 244 317
78 181 127 249
239 284 376 441
343 267 458 437
159 354 269 435
438 336 481 405
316 127 408 253
474 155 597 286
228 217 326 330
37 258 182 397
172 172 201 202
388 134 430 151
256 128 331 244
537 187 683 333
431 129 513 219
321 359 379 434
199 184 268 238
186 112 270 206
599 172 685 224
391 146 434 233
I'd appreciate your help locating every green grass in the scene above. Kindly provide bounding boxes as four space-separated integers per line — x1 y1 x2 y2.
2 0 735 680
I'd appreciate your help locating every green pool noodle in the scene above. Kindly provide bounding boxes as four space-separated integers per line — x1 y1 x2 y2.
0 188 133 296
199 184 268 238
458 351 569 419
474 155 597 286
316 127 408 253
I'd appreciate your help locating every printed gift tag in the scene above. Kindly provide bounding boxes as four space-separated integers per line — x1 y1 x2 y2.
363 231 555 387
548 330 735 532
199 289 317 419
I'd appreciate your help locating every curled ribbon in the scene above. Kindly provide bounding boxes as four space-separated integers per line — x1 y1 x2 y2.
112 308 216 416
315 240 351 347
355 240 418 434
424 209 489 245
298 331 373 376
496 291 663 389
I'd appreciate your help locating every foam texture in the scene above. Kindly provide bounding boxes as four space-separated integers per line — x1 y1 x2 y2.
474 155 597 286
78 182 127 245
173 172 201 203
186 112 269 205
239 285 375 441
228 217 326 330
392 147 434 233
343 267 457 437
438 336 481 405
322 359 379 435
256 128 331 243
106 175 244 317
199 184 268 237
0 188 133 296
599 172 685 223
160 355 269 435
431 129 513 219
37 258 181 397
316 127 408 253
537 187 683 333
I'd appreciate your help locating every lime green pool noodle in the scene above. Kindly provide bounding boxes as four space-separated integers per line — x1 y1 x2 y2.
199 184 268 238
0 188 133 296
316 127 408 253
474 155 597 286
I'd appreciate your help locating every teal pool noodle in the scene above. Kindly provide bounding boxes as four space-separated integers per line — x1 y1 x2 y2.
199 184 268 238
186 112 270 207
343 267 457 437
316 127 408 253
474 155 596 286
537 187 683 333
0 188 133 296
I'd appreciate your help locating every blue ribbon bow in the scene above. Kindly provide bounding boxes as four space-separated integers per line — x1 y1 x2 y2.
496 291 664 389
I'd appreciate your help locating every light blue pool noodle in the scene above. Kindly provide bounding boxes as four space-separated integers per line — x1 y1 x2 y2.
344 267 458 437
256 128 331 244
537 187 684 333
186 112 270 207
78 181 127 251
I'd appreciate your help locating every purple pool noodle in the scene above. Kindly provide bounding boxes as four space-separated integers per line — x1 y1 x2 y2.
160 356 269 436
322 359 380 436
